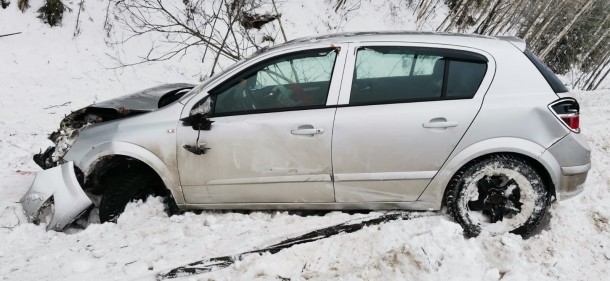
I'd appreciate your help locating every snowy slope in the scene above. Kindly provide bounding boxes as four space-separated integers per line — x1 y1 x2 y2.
1 1 609 280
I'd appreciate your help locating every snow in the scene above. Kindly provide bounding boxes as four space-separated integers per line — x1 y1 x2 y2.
1 0 610 280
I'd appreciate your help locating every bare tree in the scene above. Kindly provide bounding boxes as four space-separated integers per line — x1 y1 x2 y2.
538 0 596 60
110 0 608 89
73 0 84 37
591 61 610 90
415 0 444 30
110 0 280 77
434 0 609 90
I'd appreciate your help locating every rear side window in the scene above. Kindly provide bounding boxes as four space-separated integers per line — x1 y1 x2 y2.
524 50 568 93
350 46 487 104
446 60 487 98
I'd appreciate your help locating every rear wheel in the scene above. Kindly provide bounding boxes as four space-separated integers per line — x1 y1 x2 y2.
98 164 167 223
445 154 549 237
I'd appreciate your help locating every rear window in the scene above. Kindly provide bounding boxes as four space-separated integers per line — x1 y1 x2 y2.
524 50 568 93
350 46 487 104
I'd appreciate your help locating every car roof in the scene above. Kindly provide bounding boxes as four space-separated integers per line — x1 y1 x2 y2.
257 31 526 55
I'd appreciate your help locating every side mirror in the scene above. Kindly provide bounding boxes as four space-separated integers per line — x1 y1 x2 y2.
181 96 213 130
181 97 214 155
181 113 213 155
180 113 214 130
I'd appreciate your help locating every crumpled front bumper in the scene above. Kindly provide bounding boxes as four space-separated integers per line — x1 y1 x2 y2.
20 161 93 231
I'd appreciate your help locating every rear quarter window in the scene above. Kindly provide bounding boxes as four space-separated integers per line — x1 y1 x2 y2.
524 50 568 93
446 60 487 98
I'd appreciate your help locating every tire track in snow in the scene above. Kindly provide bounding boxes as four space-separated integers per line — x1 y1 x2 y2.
157 211 439 280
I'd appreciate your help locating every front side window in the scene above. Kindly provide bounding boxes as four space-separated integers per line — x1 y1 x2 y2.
212 49 337 116
350 46 487 104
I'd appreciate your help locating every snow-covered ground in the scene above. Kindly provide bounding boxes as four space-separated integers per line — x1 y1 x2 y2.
1 1 609 280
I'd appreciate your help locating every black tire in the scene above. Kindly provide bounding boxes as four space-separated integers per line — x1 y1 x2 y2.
163 194 184 217
445 154 549 237
99 165 166 223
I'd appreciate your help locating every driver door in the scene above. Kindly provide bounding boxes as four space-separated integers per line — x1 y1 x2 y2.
177 48 343 204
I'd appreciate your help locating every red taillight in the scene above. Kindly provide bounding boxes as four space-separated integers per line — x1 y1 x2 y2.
549 98 580 133
559 113 579 131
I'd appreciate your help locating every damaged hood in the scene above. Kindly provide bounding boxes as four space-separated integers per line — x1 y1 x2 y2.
90 83 195 112
34 83 195 169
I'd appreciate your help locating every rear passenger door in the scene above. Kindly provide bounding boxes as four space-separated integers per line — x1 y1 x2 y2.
332 44 494 202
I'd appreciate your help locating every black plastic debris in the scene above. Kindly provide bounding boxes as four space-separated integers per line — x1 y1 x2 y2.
33 146 56 169
240 13 279 30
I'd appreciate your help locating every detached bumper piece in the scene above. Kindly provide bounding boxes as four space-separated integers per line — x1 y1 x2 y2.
20 162 93 231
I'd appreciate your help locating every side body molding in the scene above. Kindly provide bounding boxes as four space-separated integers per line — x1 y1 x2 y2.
67 141 185 205
417 137 562 209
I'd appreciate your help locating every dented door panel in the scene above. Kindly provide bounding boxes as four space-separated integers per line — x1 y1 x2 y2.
177 109 336 203
176 44 348 204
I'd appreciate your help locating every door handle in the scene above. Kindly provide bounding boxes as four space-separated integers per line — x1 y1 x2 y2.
291 128 325 135
423 121 458 128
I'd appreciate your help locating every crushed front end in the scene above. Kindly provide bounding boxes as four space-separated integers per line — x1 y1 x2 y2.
32 83 194 169
23 83 195 230
20 162 93 231
33 108 105 169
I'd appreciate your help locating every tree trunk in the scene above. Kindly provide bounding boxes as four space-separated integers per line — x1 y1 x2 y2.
475 0 503 35
201 1 224 63
526 0 568 43
591 64 610 90
419 0 443 29
466 0 494 31
492 0 526 35
516 0 540 37
539 0 596 59
272 0 288 42
578 13 610 67
581 48 610 89
580 29 610 65
416 0 431 30
584 49 610 90
437 0 466 31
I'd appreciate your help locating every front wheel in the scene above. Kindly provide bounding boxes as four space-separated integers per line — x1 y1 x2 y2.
445 154 549 237
98 165 167 223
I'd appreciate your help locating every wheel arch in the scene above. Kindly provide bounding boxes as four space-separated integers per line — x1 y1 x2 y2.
417 137 561 209
69 141 185 205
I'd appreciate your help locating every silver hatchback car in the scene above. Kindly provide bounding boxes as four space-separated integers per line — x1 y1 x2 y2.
21 32 591 237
